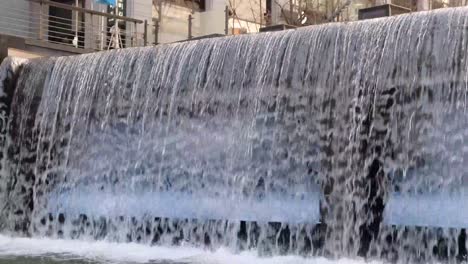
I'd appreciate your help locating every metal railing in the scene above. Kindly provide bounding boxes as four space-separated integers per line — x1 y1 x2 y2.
0 0 148 51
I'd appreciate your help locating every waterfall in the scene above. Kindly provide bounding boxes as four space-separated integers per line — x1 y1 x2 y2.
0 7 467 262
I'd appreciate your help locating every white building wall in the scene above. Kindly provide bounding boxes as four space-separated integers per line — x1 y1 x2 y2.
196 0 226 36
127 0 153 45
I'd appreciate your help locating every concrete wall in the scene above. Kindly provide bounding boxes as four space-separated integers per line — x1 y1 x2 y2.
1 34 87 62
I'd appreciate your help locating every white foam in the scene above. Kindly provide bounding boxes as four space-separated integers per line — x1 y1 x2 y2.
384 191 468 228
48 189 321 224
0 235 376 264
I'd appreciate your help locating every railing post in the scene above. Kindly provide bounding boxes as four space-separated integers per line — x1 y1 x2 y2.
154 19 159 45
133 21 137 47
188 14 193 40
38 0 44 40
100 13 105 50
74 0 79 48
143 20 148 46
89 13 93 50
224 6 229 35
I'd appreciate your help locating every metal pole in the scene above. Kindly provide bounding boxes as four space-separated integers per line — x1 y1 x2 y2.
154 19 159 45
89 13 93 50
75 0 79 47
188 14 193 39
143 19 148 46
39 1 44 40
100 6 105 50
114 4 120 48
224 6 229 35
133 21 137 47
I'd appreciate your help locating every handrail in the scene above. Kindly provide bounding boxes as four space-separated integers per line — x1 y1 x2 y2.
29 0 144 24
1 0 148 51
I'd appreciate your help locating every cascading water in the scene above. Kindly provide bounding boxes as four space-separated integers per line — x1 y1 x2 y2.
0 6 467 263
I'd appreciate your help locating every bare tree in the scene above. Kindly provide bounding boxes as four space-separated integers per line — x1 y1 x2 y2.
272 0 325 26
271 0 356 26
228 0 255 33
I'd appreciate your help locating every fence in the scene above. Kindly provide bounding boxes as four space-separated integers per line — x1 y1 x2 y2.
0 0 147 51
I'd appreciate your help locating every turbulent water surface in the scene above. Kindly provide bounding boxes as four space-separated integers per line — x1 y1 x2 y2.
0 236 379 264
